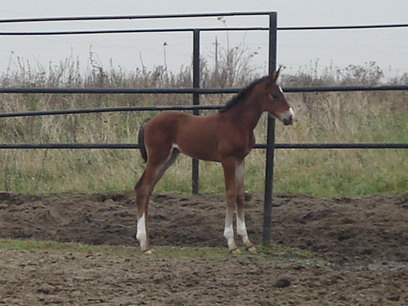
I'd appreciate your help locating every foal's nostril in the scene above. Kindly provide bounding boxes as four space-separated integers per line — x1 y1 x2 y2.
283 115 293 125
282 108 295 125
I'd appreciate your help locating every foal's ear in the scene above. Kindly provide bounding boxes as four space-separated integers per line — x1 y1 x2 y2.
268 66 281 84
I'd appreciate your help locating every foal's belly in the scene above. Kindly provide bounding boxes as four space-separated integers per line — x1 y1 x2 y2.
174 114 221 161
176 128 221 161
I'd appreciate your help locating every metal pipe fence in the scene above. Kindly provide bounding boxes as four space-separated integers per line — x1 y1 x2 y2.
1 85 407 119
1 84 408 94
2 143 407 150
2 24 408 36
1 11 407 245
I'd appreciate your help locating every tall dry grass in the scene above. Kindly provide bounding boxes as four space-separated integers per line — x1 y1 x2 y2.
1 51 407 196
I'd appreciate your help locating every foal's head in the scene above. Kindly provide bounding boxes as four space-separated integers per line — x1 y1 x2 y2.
256 68 294 125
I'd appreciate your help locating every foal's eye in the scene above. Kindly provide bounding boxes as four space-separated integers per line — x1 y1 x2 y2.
268 94 279 100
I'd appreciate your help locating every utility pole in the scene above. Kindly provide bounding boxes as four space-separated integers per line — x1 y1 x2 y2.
163 42 168 69
213 36 219 72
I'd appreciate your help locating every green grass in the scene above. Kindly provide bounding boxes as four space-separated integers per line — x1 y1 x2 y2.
1 108 406 197
274 149 407 197
0 238 315 262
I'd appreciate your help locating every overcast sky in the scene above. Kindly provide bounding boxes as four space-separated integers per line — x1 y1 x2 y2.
0 0 407 78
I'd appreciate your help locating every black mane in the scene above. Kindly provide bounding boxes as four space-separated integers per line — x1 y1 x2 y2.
219 76 267 113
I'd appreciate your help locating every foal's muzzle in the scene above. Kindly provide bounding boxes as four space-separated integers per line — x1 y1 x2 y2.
280 108 295 125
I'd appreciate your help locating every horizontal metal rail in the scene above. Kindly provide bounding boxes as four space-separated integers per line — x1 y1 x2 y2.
1 85 406 119
1 143 406 149
0 12 272 23
0 27 270 36
0 87 238 94
261 143 408 149
1 83 407 118
279 23 408 30
0 24 408 36
0 12 407 32
0 105 222 118
1 84 407 94
285 84 408 92
1 25 408 36
0 143 142 149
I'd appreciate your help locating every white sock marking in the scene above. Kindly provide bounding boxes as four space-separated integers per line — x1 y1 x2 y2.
224 211 237 250
237 215 252 247
236 216 247 237
136 213 147 249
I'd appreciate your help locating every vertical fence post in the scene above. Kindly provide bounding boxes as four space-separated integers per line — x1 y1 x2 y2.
262 12 278 245
192 29 200 194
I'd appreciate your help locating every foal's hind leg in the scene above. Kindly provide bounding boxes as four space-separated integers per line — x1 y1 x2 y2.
134 147 179 252
221 158 240 253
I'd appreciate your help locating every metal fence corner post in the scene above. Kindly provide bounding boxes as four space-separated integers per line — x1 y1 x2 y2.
262 12 278 245
192 29 200 194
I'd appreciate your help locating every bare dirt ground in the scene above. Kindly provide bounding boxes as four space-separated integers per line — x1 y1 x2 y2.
0 191 407 305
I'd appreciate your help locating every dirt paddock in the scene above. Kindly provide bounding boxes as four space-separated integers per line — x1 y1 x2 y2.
0 191 407 305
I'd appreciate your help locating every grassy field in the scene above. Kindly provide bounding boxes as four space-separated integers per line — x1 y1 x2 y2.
1 56 407 196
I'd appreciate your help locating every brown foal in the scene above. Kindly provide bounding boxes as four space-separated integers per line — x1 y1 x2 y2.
135 68 294 253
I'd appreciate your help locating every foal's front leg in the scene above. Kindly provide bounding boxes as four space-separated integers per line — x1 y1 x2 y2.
235 161 256 252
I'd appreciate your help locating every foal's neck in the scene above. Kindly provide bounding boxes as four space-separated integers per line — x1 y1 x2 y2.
222 96 263 132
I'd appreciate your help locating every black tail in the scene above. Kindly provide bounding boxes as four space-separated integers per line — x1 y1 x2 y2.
138 118 150 163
